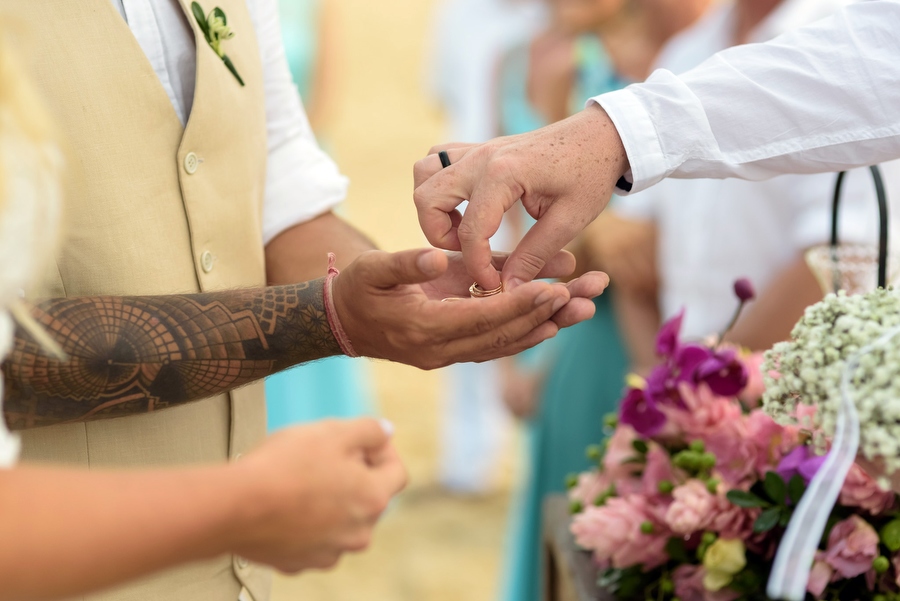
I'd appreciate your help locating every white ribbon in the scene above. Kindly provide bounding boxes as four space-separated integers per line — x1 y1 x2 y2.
767 325 900 600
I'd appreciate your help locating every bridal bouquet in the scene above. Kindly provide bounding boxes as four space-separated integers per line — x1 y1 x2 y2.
568 283 900 601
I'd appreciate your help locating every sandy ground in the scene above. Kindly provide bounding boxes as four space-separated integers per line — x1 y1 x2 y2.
271 1 522 600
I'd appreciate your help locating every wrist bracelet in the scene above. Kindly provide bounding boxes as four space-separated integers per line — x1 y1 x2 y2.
323 253 359 357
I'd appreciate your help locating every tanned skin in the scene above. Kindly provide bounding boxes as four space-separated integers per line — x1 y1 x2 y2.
3 280 340 429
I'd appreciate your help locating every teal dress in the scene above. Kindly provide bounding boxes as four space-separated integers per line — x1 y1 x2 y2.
265 0 375 431
499 35 631 601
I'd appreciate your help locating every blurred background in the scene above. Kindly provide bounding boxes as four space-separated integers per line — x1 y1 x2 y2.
271 1 520 600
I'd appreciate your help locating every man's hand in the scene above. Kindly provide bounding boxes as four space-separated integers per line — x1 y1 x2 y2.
333 248 609 369
232 419 406 572
412 105 628 290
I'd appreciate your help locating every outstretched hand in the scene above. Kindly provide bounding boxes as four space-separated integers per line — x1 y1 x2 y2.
333 248 608 369
412 105 629 291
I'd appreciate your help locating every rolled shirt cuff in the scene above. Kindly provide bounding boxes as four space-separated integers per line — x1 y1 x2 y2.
589 87 669 196
262 136 349 245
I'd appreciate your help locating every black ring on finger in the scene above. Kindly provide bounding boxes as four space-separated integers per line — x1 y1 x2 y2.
438 150 451 169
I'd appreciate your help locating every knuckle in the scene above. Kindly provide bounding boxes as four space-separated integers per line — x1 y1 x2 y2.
492 331 513 350
475 313 496 336
516 250 546 276
412 186 428 209
455 218 479 243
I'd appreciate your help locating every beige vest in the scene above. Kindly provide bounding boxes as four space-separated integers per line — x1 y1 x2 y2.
6 1 271 599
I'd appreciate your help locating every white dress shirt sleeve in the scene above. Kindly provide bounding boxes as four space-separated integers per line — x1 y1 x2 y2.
249 0 349 245
591 0 900 195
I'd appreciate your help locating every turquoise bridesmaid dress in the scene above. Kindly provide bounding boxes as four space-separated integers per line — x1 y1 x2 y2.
499 35 631 601
265 0 375 431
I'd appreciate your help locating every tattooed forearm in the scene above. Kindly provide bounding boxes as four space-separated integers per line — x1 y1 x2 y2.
2 280 342 429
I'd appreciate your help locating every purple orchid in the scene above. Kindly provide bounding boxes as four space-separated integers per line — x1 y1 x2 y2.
694 348 749 397
619 388 667 437
776 445 827 485
656 310 685 357
645 344 711 408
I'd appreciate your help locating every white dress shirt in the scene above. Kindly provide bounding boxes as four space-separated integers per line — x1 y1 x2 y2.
612 0 898 339
110 0 348 244
592 0 900 195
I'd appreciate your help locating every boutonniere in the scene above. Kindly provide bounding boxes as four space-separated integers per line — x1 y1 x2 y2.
190 2 245 86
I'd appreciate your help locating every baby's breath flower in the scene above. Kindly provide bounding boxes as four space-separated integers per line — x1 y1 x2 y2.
763 288 900 470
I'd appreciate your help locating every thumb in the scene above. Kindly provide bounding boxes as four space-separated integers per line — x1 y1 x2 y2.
343 417 393 453
359 249 448 289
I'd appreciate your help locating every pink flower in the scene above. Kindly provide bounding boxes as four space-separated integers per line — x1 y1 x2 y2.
840 463 895 515
570 495 669 569
738 352 765 407
745 411 794 477
642 445 679 498
569 471 611 508
821 516 880 579
705 424 758 487
602 425 644 495
665 383 744 445
672 565 740 601
708 497 760 541
807 557 833 597
665 480 717 535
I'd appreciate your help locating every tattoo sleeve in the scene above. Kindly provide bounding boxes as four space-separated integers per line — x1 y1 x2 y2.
2 280 342 429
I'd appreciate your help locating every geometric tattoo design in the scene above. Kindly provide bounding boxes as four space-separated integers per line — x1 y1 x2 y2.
2 279 340 429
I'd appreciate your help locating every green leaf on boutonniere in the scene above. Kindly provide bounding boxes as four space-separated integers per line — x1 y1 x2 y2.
221 55 245 86
191 2 210 39
190 1 244 87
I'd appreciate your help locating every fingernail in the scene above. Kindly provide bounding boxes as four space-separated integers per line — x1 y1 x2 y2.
552 297 567 313
379 418 395 437
535 289 554 306
416 251 439 275
506 277 525 290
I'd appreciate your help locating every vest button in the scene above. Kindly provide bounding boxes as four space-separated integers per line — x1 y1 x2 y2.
200 250 214 273
236 556 249 570
183 152 199 174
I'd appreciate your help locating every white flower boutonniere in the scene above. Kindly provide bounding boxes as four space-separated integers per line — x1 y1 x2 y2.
191 2 244 86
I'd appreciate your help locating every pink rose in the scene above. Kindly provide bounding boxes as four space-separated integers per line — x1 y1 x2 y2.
738 353 766 408
665 480 717 535
672 565 741 601
570 495 669 569
821 516 880 579
569 471 611 508
840 463 895 515
807 556 834 597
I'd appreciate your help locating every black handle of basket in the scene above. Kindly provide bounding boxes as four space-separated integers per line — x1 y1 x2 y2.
830 165 889 291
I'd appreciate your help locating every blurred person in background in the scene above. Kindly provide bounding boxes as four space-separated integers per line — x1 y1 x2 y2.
497 0 709 599
428 0 546 495
603 0 900 369
266 0 377 433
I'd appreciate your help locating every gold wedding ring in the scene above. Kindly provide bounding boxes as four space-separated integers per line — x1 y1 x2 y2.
469 282 504 298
